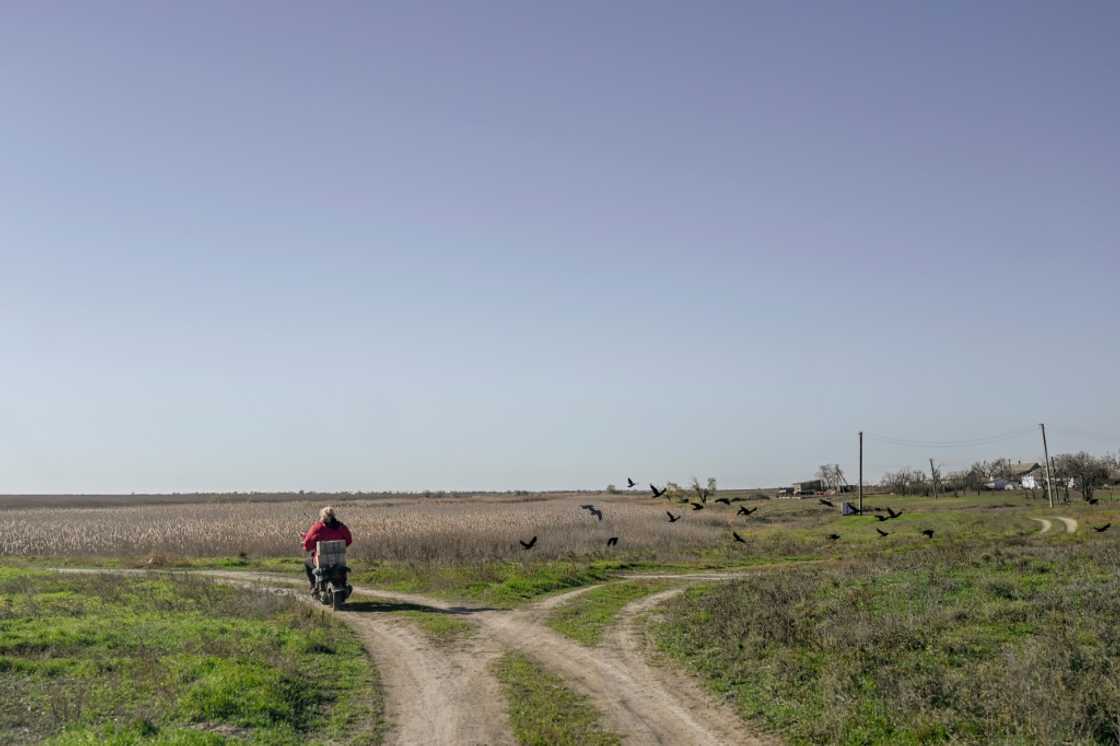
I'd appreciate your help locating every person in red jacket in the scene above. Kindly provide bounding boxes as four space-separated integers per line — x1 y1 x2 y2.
301 506 353 591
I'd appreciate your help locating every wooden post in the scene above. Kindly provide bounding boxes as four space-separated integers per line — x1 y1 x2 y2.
1041 423 1054 509
858 431 863 514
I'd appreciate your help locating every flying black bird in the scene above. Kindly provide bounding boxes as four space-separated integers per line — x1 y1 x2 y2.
874 514 889 522
650 484 666 498
729 496 748 503
520 536 537 550
607 536 619 547
1088 498 1100 505
715 497 731 506
827 533 841 541
627 477 636 488
875 528 889 537
1093 523 1111 533
737 506 758 517
579 504 596 511
690 502 705 511
819 498 835 508
921 529 935 538
588 507 603 521
733 531 746 543
666 511 681 523
886 507 903 519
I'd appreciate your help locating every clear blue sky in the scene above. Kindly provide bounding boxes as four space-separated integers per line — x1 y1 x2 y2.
2 2 1117 493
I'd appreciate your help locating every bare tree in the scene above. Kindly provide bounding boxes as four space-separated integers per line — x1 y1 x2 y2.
816 464 847 492
963 462 988 495
987 458 1013 481
881 468 926 495
1052 452 1111 501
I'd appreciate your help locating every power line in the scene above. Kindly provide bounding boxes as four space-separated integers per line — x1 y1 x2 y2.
863 425 1038 449
1047 425 1119 445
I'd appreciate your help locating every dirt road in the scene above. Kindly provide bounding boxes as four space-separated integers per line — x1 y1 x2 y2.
604 587 772 745
197 571 515 746
1031 518 1053 534
347 573 772 744
56 567 769 745
346 613 513 746
1054 516 1078 534
1030 516 1078 535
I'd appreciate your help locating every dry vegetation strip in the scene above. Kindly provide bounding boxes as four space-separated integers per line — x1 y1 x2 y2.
0 496 734 562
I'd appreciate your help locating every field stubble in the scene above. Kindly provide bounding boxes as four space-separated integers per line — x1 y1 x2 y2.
0 495 754 562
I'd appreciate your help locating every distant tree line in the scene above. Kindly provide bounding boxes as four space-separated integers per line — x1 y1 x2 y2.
880 451 1119 502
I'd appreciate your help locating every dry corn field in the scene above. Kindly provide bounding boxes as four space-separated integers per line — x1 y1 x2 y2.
0 494 808 562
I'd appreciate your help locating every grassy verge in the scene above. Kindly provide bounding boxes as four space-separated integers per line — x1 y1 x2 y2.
493 652 620 746
12 492 1117 609
653 536 1120 745
346 594 475 645
394 610 474 644
546 580 673 646
349 558 667 607
0 568 384 745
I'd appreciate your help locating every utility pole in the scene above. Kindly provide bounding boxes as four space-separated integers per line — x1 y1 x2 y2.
929 457 939 498
1040 423 1054 509
858 431 863 515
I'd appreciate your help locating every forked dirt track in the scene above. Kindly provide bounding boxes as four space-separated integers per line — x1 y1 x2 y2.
57 568 773 745
1030 516 1078 535
346 613 513 746
199 571 516 746
1054 516 1078 534
606 588 777 746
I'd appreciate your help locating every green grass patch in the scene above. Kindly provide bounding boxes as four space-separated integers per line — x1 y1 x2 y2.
349 559 653 607
546 580 673 646
493 652 621 746
391 610 475 644
653 538 1120 745
0 570 384 745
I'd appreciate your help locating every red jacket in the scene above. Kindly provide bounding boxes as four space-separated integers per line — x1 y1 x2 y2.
302 520 353 559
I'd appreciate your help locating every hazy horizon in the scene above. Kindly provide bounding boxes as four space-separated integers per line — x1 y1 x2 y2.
3 3 1117 494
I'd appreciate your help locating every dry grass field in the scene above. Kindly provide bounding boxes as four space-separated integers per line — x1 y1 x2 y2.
2 489 1097 566
0 493 746 562
5 489 1120 745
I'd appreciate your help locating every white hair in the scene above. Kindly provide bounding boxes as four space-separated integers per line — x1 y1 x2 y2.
319 506 336 522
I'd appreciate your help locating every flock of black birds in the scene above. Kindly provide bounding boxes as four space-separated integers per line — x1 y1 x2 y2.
516 477 1115 550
